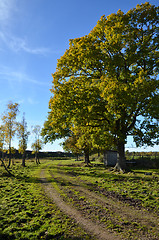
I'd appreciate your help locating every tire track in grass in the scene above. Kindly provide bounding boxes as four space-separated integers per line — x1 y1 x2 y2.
49 168 159 240
40 169 120 240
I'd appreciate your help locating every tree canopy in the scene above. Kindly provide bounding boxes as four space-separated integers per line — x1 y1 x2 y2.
42 2 159 171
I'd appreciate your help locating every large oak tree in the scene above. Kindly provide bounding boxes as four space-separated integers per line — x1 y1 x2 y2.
43 3 159 171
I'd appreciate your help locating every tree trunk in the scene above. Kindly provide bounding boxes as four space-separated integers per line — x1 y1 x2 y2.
35 151 40 164
37 153 40 164
114 141 127 172
7 142 11 168
98 149 100 157
35 151 38 164
0 158 14 176
22 152 26 167
84 150 90 165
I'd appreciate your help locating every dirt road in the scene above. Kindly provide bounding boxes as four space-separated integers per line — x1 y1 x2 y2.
40 167 159 240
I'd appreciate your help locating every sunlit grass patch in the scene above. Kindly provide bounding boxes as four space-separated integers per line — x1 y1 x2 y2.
0 160 93 240
47 159 159 212
44 159 159 239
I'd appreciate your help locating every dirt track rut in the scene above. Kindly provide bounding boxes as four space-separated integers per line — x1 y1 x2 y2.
40 167 159 240
40 169 120 240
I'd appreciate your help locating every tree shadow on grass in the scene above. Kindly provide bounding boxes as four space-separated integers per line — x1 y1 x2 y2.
0 232 91 240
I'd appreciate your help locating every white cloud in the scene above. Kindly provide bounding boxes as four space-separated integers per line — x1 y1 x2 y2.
0 65 50 86
0 31 50 55
0 0 16 25
9 35 50 55
0 0 51 55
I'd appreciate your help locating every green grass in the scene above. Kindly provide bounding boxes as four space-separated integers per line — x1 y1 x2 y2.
0 158 159 240
47 160 159 212
0 160 93 240
45 160 159 239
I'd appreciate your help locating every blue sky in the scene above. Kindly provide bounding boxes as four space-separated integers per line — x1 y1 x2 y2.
0 0 158 152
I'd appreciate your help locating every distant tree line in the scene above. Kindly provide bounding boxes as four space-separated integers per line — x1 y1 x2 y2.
0 149 74 160
125 151 159 169
126 151 159 158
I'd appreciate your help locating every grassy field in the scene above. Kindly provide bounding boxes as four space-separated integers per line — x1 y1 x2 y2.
0 159 93 240
0 158 159 239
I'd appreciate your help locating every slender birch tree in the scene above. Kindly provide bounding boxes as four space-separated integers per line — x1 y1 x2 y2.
0 125 13 175
17 113 30 167
31 125 43 164
1 102 19 168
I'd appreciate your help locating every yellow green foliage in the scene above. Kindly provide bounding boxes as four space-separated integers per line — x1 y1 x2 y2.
42 3 159 169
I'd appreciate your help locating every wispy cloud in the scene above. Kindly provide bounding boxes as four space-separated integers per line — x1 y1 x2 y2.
0 0 16 24
0 65 50 86
0 31 51 55
27 97 39 105
0 0 51 55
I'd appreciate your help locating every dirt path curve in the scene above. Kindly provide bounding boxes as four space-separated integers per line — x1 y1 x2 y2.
40 169 120 240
